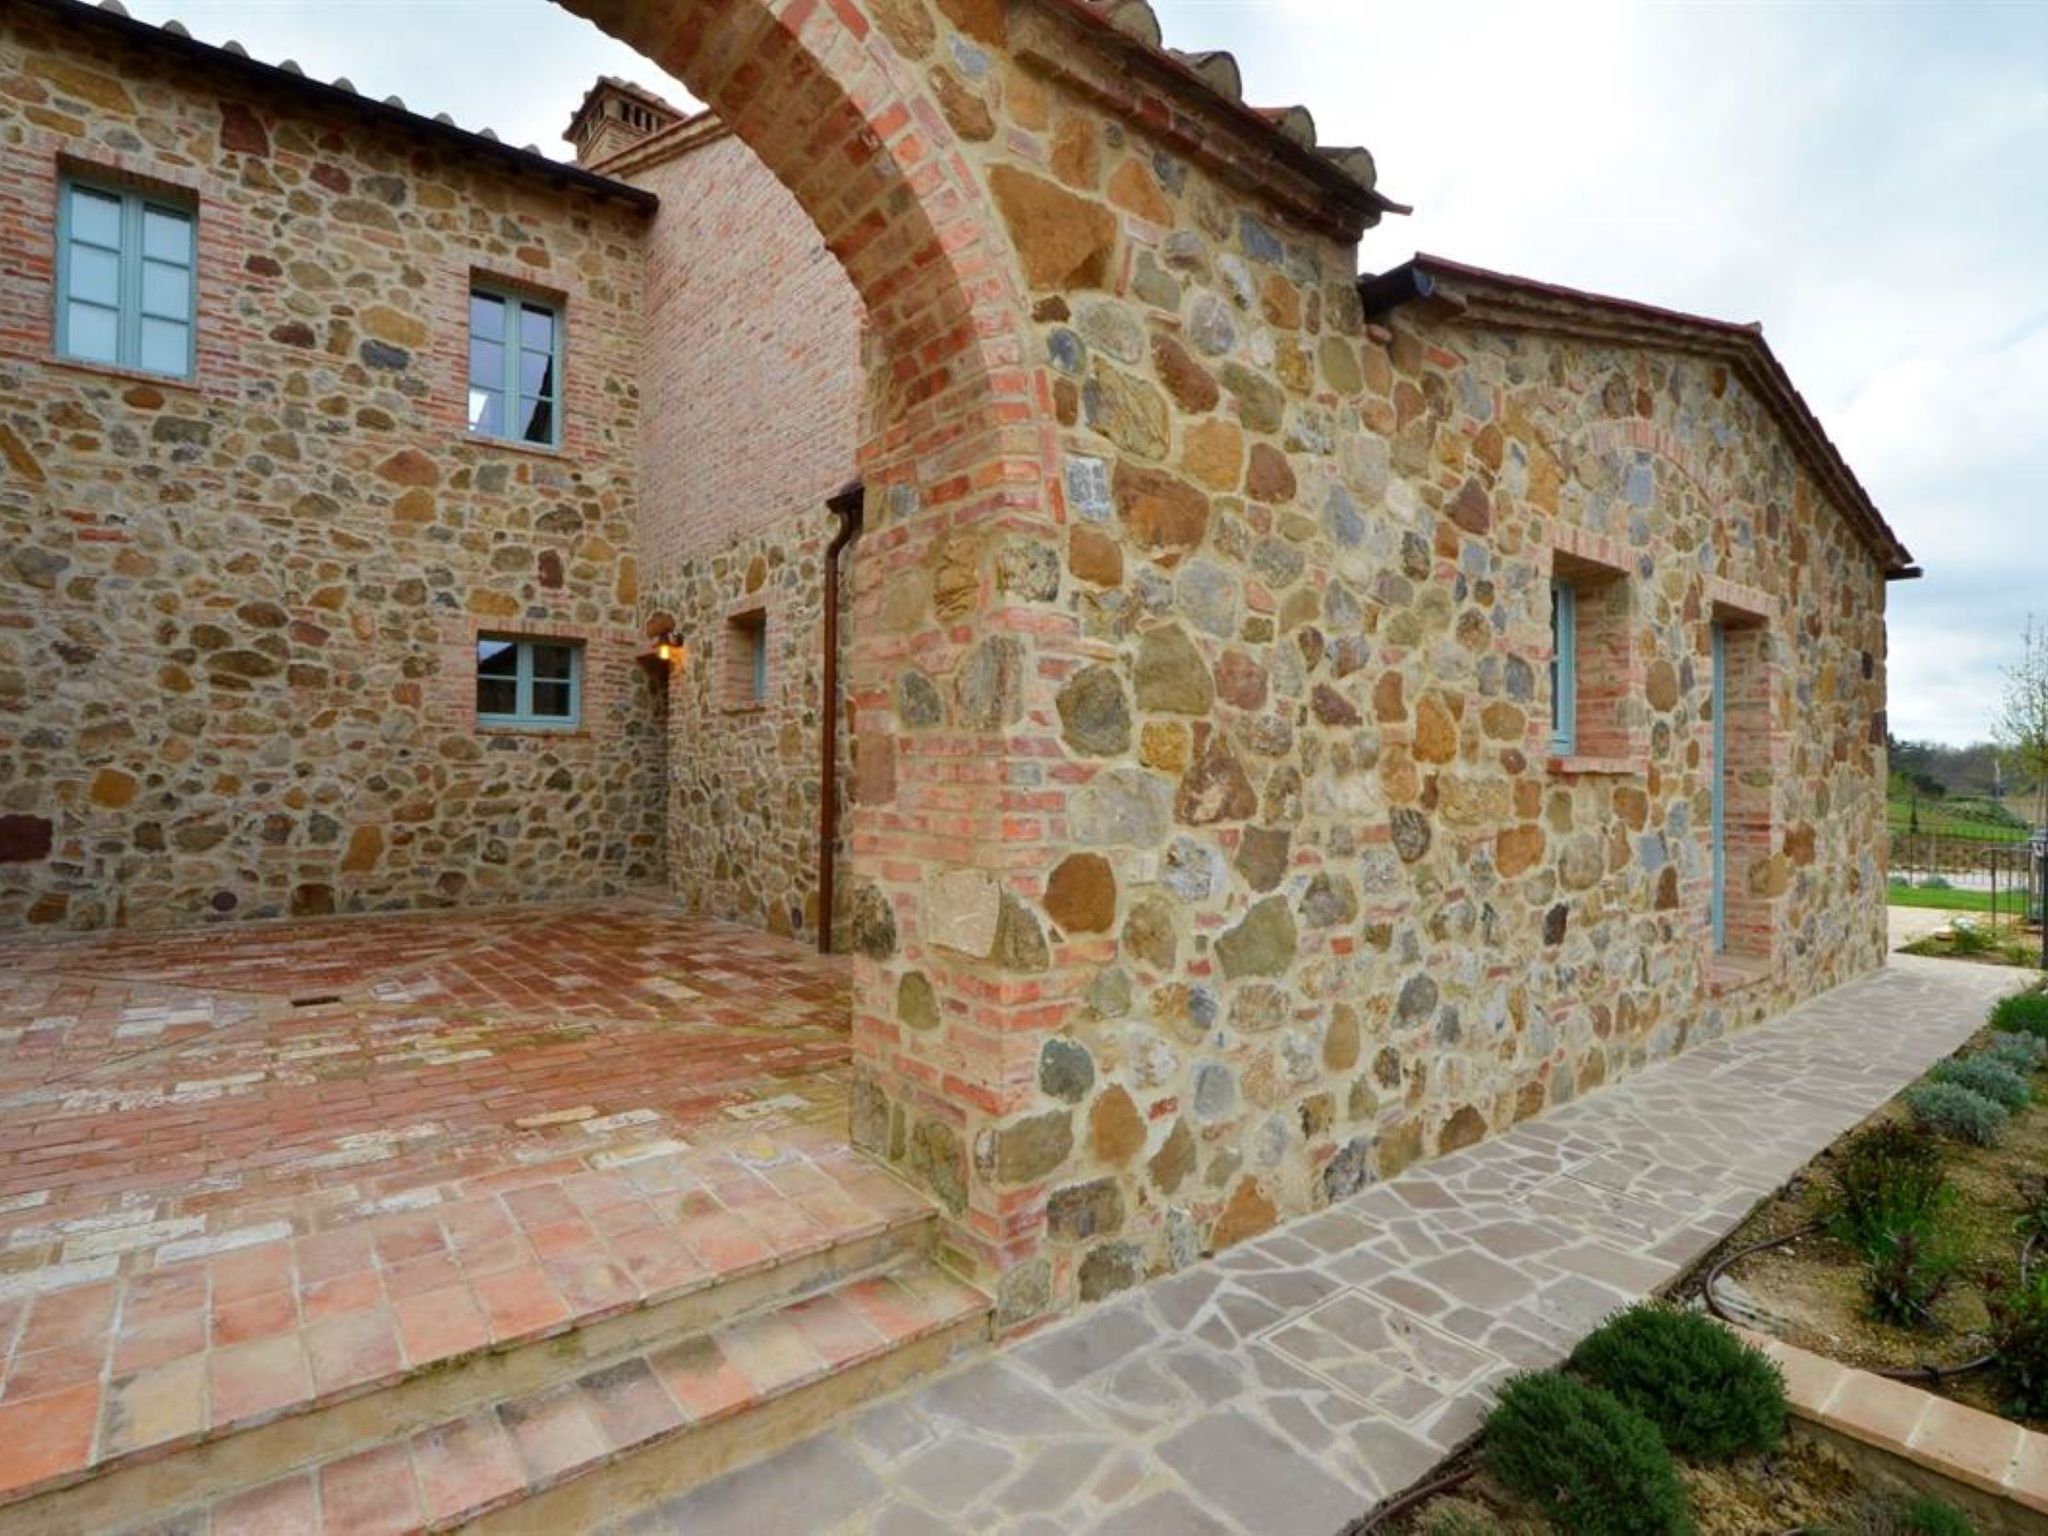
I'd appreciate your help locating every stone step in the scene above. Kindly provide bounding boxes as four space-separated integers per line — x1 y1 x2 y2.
121 1257 989 1534
3 1210 956 1534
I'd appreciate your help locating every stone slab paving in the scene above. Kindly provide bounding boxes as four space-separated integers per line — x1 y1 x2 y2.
610 954 2022 1535
1887 904 1956 951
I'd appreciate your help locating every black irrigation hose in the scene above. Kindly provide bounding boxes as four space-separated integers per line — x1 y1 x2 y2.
1700 1220 2022 1383
1348 1466 1476 1535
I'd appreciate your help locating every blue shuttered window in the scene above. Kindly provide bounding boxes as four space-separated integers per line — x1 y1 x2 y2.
468 287 562 446
476 637 582 729
56 179 196 378
1550 578 1578 755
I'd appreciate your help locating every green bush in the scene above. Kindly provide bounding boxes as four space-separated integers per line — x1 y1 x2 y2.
1929 1054 2032 1110
1566 1303 1786 1461
1861 1222 1961 1328
1986 1267 2048 1419
1991 990 2048 1039
1825 1122 1952 1259
1905 1081 2009 1146
1481 1371 1693 1535
1947 922 1994 956
1984 1030 2047 1072
1920 875 1954 890
1901 1496 1977 1536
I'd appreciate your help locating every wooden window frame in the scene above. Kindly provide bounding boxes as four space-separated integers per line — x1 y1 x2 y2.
476 635 583 730
724 609 769 711
55 176 197 379
1550 578 1578 757
467 284 563 448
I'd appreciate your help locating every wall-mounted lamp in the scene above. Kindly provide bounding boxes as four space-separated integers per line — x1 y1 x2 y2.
655 630 684 667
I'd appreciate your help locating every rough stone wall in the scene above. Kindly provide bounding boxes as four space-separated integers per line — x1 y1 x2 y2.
765 0 1896 1322
621 127 866 942
645 508 852 940
0 5 664 928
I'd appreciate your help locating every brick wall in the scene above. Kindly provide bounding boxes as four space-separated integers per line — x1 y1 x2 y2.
0 4 665 927
628 128 865 572
618 124 867 941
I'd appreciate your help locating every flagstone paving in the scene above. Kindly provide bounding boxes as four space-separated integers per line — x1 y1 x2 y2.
611 953 2023 1535
0 901 925 1505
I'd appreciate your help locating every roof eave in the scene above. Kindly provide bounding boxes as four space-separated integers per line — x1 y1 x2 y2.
35 0 658 213
1362 254 1917 579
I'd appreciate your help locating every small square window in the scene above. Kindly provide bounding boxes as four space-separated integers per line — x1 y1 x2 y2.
477 636 582 728
468 285 561 446
726 611 768 708
56 178 196 378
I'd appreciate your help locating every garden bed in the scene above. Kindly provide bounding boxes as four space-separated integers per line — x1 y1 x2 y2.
1382 1432 1882 1535
1679 987 2048 1431
1369 986 2048 1536
1899 915 2044 968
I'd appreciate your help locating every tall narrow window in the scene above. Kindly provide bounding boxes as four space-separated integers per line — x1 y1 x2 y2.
56 179 196 378
726 610 769 708
468 286 561 446
1550 578 1577 756
476 636 582 728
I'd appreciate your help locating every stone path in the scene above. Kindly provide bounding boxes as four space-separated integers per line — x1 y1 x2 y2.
610 954 2021 1535
1887 903 1954 951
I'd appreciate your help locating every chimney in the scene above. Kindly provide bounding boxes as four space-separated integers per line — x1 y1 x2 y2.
565 78 686 168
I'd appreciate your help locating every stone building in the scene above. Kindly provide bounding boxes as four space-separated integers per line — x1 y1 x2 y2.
0 0 1915 1319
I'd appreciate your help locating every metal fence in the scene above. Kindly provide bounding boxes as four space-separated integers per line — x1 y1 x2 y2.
1889 830 2044 923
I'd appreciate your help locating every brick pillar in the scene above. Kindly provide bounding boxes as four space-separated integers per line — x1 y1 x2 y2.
560 0 1076 1321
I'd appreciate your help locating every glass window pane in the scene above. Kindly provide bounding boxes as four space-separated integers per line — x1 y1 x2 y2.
139 318 189 376
142 260 191 320
530 680 572 719
468 337 503 392
68 186 122 247
469 290 505 342
68 243 120 306
517 395 554 445
468 387 503 437
518 349 554 398
529 643 574 682
65 302 119 363
476 639 519 676
476 677 518 716
519 304 554 351
141 206 192 265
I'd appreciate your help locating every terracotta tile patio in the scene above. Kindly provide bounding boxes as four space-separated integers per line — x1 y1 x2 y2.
0 900 942 1508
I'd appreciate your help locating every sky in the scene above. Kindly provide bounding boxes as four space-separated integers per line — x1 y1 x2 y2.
120 0 2048 746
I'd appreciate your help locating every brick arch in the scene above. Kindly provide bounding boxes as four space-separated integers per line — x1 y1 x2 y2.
555 0 1066 1298
560 0 1049 483
1567 418 1726 509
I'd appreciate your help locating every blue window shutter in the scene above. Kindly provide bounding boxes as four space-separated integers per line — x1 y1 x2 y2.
1550 579 1577 756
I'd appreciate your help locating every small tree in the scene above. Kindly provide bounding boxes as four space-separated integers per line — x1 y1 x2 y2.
1995 615 2048 831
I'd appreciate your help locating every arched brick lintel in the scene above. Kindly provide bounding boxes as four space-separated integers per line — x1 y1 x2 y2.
560 0 1051 493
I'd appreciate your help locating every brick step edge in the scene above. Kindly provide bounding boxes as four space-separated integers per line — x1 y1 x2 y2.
130 1259 991 1534
1737 1327 2048 1515
0 1201 940 1516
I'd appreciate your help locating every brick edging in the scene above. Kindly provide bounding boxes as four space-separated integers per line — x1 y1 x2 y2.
1736 1327 2048 1514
